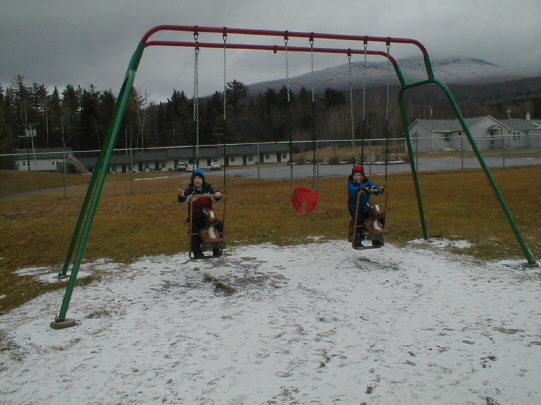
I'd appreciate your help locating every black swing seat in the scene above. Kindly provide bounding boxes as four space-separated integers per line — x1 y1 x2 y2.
188 196 226 259
291 187 319 214
200 231 224 251
363 204 388 235
198 208 224 251
351 204 388 250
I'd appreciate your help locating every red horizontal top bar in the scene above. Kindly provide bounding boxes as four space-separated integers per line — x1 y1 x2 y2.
140 25 428 57
144 40 398 66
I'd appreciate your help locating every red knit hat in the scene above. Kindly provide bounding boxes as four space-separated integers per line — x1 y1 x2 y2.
352 165 365 175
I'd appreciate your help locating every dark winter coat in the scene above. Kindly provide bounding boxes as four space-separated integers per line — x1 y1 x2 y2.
347 175 382 214
178 181 221 215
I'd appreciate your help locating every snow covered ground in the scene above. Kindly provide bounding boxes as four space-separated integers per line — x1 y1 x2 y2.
0 240 539 405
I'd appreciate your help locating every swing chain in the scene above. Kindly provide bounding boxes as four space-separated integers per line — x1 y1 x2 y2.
385 42 390 123
385 41 391 184
361 41 368 165
348 51 355 161
284 36 290 103
193 34 200 166
310 36 317 190
310 37 315 103
223 31 228 191
223 32 228 121
285 35 294 188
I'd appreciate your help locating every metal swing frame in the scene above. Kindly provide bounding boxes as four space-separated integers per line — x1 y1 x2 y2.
52 24 536 329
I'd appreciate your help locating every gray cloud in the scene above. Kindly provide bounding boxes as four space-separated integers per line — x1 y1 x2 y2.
2 0 539 102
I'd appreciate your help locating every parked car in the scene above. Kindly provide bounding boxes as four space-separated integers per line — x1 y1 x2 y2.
207 164 222 171
177 163 187 171
185 165 195 173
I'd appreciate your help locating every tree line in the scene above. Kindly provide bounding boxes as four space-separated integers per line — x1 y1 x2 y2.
2 74 538 169
0 76 404 161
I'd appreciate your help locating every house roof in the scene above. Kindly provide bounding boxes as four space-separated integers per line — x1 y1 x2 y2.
166 143 290 158
504 119 540 131
16 147 73 160
411 117 489 132
76 143 290 169
410 116 540 132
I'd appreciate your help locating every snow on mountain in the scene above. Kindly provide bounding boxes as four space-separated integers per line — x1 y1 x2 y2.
246 57 539 95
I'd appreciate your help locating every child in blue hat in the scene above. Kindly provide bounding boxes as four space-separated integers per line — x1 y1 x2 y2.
178 168 223 258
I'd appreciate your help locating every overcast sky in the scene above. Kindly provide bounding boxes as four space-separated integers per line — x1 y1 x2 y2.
2 0 540 102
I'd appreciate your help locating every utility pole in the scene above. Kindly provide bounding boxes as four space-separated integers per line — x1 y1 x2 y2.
19 125 37 171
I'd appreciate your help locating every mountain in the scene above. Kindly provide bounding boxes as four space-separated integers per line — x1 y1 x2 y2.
246 57 539 95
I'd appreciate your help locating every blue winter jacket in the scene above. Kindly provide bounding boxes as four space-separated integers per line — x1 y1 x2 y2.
347 175 382 213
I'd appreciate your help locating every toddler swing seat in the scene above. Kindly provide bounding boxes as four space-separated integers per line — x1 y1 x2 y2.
291 187 319 214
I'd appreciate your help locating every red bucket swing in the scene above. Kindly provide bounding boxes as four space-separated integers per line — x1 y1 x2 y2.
291 187 319 214
286 35 319 214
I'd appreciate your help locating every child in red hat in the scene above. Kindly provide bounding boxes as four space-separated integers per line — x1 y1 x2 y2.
347 165 384 247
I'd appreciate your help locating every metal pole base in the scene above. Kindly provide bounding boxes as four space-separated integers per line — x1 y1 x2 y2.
521 262 539 268
50 318 77 329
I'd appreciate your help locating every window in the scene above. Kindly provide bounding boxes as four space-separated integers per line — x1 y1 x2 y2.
248 156 253 162
265 154 270 159
282 153 287 159
21 160 29 167
52 161 58 166
230 156 236 162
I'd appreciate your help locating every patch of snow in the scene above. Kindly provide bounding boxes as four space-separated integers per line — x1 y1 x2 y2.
0 241 539 405
408 237 473 250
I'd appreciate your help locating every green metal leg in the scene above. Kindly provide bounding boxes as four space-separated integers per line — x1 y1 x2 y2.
53 44 145 326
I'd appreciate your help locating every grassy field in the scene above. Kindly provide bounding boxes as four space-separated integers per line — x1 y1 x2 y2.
0 164 539 314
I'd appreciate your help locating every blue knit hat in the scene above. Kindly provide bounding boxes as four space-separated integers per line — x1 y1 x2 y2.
192 168 205 181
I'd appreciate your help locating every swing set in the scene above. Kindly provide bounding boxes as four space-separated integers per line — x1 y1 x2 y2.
51 24 537 329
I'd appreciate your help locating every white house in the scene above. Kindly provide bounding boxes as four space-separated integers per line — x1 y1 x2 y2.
408 115 540 152
15 148 74 172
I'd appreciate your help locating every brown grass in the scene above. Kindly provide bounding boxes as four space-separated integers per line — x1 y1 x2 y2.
0 165 539 314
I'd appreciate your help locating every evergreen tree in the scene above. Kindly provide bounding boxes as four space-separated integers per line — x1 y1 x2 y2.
322 88 346 107
225 80 249 113
47 87 64 148
61 84 80 148
77 86 100 150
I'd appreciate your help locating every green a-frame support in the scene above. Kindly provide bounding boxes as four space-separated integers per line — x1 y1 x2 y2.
51 25 537 329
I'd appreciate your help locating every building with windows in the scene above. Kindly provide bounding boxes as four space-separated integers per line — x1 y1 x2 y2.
408 115 540 152
15 148 74 172
78 143 291 173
